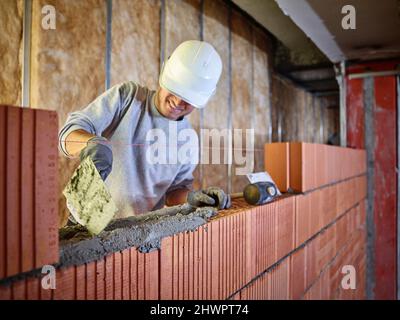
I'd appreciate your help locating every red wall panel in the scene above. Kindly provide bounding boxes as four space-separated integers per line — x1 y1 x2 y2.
373 76 397 299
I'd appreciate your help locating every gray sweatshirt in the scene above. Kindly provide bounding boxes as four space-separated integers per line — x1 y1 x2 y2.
58 81 197 218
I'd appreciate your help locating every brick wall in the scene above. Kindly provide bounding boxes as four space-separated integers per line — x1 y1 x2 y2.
0 105 59 280
0 141 366 300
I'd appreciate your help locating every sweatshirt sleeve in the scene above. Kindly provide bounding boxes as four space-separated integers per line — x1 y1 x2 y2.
166 162 196 193
58 82 137 157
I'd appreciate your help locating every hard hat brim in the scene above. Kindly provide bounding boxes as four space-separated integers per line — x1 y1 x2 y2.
159 63 213 109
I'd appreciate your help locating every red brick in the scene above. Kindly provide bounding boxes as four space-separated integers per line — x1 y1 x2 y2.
303 143 316 190
121 249 130 300
197 227 204 300
129 248 138 300
145 249 159 300
95 259 105 300
176 232 184 299
35 109 58 268
245 209 257 284
12 279 26 300
184 232 190 300
219 219 226 299
309 190 322 235
105 254 114 300
276 197 295 260
26 277 40 300
309 277 322 300
270 259 290 300
0 284 12 300
137 250 146 299
113 251 122 300
264 143 290 192
39 276 53 300
290 248 306 299
315 144 326 187
21 109 35 273
0 106 6 279
172 234 180 299
85 262 96 300
210 220 220 299
54 267 75 300
204 224 212 299
295 194 311 247
6 106 21 277
289 142 303 192
305 239 318 288
193 230 199 300
237 214 245 296
75 265 86 300
160 237 173 300
267 202 277 268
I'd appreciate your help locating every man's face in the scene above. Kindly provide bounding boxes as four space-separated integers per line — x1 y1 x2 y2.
156 87 195 120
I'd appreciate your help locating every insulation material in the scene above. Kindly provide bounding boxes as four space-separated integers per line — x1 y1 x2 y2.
0 0 23 105
253 26 272 173
295 89 306 142
165 0 201 188
111 0 160 90
231 10 253 193
201 0 230 190
270 75 282 142
30 0 107 227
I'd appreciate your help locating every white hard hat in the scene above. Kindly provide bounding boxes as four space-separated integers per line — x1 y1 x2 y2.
159 40 222 108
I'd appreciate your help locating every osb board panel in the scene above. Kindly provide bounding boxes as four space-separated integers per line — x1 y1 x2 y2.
231 10 252 193
0 0 23 105
165 0 201 188
30 0 107 226
253 26 271 173
201 0 229 190
111 0 160 90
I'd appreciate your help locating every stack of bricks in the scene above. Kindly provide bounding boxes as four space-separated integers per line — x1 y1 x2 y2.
0 105 59 282
0 126 367 300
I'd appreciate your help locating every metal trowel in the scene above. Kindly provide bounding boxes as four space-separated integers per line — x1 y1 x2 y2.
63 157 118 235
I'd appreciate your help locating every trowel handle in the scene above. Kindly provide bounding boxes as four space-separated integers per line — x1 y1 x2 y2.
230 192 244 199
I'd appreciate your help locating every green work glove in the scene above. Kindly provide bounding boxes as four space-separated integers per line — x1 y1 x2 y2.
187 187 231 210
79 136 113 181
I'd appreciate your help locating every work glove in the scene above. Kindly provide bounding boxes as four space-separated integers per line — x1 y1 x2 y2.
187 187 231 210
79 136 113 181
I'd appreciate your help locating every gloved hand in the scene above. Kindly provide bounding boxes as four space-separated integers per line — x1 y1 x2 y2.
187 187 231 210
79 136 113 181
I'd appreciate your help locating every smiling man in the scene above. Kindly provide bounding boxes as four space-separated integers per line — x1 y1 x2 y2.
58 40 231 219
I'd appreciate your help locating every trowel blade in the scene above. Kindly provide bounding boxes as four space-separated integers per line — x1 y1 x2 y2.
63 157 118 235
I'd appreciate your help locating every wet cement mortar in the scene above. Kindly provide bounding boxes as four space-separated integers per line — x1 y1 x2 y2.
59 203 217 268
